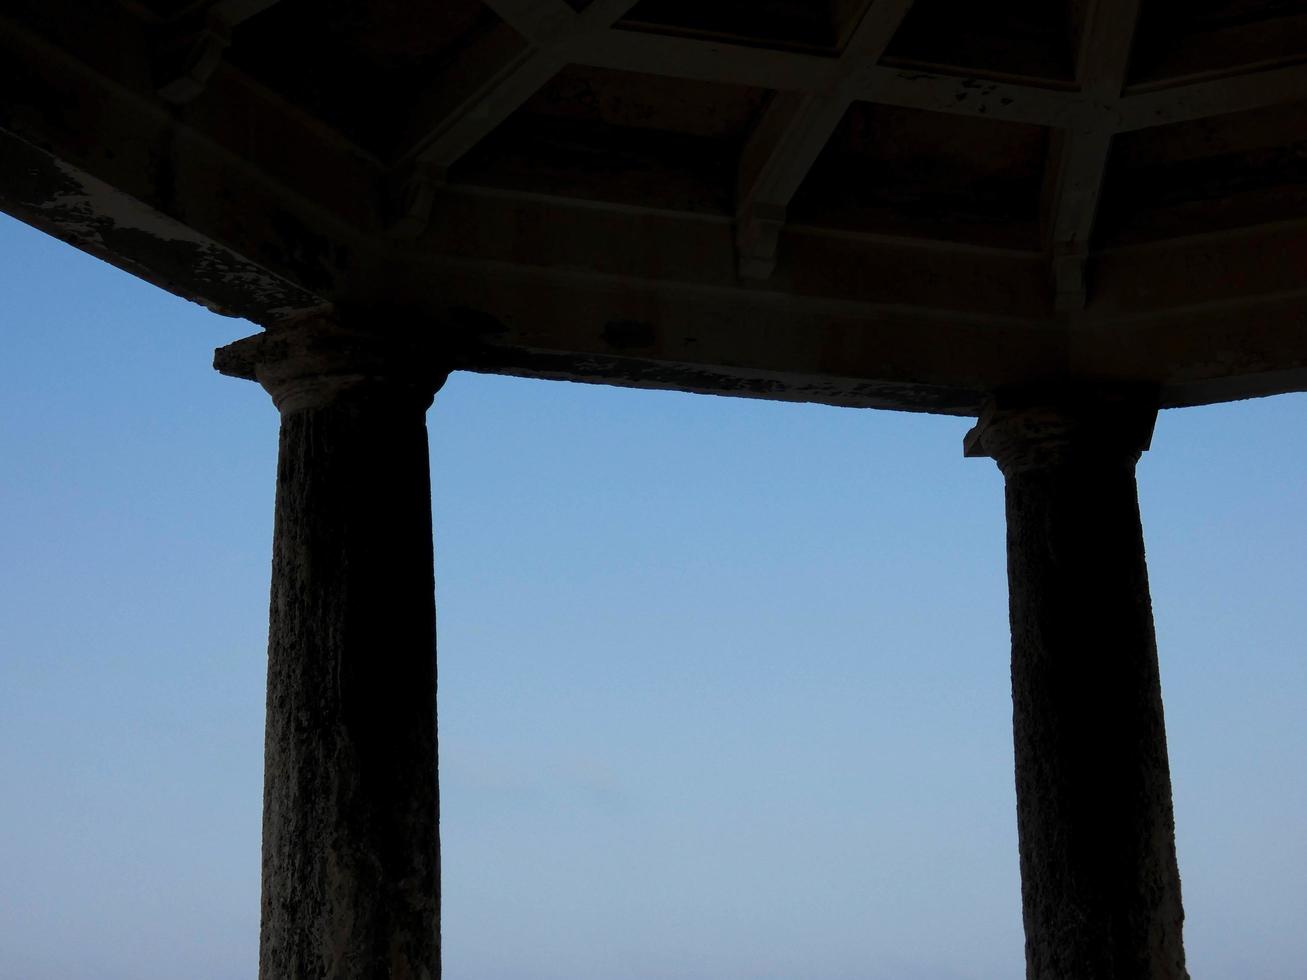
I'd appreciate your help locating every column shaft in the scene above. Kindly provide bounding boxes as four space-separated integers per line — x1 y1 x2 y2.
969 395 1188 979
261 389 440 978
216 321 448 980
1006 461 1185 978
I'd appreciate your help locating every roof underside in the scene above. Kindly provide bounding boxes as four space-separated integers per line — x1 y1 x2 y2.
4 0 1307 413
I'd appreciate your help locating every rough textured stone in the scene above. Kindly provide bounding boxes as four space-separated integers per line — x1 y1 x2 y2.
969 392 1189 980
219 318 449 980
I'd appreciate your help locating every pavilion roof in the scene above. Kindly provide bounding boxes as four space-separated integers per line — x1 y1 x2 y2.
5 0 1307 412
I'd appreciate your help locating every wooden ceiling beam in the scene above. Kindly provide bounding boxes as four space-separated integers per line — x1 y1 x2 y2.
1092 219 1307 317
1045 126 1114 309
399 211 1307 412
1118 62 1307 131
573 27 836 90
851 67 1082 127
416 186 1054 319
574 26 1307 134
479 0 578 45
733 0 918 278
395 24 559 171
1073 0 1139 91
574 29 1087 126
388 0 642 235
1127 12 1307 92
155 0 282 103
482 0 646 44
1043 0 1143 311
734 93 851 278
400 1 643 170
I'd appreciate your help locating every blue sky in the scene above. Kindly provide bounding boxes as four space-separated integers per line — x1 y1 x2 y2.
1 211 1304 978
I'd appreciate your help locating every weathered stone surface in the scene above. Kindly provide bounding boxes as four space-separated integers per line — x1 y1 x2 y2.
218 317 449 980
968 391 1188 980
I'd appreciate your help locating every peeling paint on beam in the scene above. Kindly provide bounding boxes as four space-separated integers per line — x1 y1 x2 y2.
856 66 1084 128
0 129 322 320
0 7 377 317
460 347 984 416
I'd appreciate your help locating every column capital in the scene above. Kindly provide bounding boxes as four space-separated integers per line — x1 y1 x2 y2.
213 314 451 413
963 387 1158 476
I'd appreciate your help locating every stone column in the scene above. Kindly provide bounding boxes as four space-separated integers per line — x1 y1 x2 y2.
216 317 449 980
965 391 1188 980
